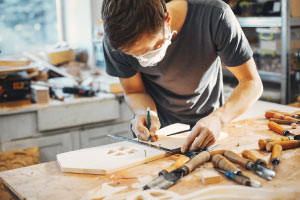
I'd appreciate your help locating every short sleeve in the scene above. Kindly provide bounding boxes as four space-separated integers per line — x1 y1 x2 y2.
103 37 137 78
213 5 253 67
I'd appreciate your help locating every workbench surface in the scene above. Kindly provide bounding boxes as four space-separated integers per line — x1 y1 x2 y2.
1 101 300 200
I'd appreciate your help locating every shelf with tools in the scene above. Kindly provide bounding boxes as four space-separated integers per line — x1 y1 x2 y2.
223 0 300 104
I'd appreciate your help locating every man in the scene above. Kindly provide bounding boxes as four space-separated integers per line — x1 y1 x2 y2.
102 0 263 153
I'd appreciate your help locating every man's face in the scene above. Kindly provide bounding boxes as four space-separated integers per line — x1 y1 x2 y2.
122 26 165 56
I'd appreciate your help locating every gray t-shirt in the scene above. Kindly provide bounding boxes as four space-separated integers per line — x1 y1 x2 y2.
104 0 253 127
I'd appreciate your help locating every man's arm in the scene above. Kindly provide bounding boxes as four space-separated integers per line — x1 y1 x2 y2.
182 58 263 152
120 72 161 140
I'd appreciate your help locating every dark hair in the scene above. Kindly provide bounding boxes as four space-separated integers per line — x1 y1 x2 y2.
102 0 167 51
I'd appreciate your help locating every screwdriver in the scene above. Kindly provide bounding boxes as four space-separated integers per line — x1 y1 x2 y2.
212 154 261 187
270 144 282 172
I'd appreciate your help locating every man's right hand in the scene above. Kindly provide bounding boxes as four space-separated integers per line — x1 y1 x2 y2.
131 112 161 142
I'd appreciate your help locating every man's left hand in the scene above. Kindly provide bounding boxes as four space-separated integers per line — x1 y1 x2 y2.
181 114 223 153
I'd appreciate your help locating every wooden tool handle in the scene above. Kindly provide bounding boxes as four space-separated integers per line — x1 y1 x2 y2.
258 137 290 150
270 118 294 125
271 144 282 162
224 151 250 168
241 150 266 166
184 151 210 173
268 121 288 136
265 111 276 119
212 154 239 172
266 140 300 152
164 156 190 173
209 150 225 158
269 110 298 118
266 111 298 122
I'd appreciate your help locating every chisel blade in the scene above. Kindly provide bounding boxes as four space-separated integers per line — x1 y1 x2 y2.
253 163 276 181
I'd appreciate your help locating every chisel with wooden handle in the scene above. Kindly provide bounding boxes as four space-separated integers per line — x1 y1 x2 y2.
224 150 275 180
271 144 282 172
212 154 261 187
267 110 299 119
269 118 298 125
268 121 300 140
144 151 210 190
266 140 300 152
242 150 267 167
265 111 299 123
258 137 290 150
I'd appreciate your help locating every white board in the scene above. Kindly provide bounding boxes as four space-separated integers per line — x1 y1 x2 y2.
57 141 167 175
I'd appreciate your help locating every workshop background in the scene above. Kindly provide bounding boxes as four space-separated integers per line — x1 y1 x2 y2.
0 0 300 199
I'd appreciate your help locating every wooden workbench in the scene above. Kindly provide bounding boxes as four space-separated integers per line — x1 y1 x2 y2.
0 101 300 199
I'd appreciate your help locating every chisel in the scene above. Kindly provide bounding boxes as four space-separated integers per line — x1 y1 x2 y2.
266 140 300 152
267 110 299 119
265 111 299 123
212 154 261 187
242 150 267 167
224 150 275 180
143 151 210 190
268 121 300 140
270 144 282 172
258 137 290 150
269 118 298 125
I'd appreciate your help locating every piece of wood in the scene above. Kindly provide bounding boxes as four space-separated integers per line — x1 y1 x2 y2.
48 48 75 65
57 141 168 175
200 169 221 185
31 85 50 105
0 57 31 67
0 65 38 73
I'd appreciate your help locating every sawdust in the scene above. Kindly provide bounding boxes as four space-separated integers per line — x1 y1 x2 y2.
80 183 127 200
131 175 153 189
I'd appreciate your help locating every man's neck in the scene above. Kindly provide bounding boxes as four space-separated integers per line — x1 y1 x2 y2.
167 0 188 40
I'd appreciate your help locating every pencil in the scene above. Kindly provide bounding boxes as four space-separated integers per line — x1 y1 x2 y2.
147 107 151 141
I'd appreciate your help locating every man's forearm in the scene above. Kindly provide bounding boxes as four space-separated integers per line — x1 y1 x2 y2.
124 92 158 115
213 79 263 126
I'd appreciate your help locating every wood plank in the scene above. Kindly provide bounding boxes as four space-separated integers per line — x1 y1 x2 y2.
57 141 168 175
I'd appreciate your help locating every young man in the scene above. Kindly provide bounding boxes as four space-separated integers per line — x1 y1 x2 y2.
102 0 263 153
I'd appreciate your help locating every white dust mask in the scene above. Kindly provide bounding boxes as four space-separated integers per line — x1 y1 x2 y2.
134 24 176 67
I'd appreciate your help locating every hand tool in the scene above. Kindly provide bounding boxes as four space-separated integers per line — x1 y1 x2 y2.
268 121 300 140
265 111 299 123
242 150 267 167
269 118 298 125
224 150 275 180
267 110 299 119
270 144 282 171
258 137 290 150
266 140 300 152
212 154 261 187
143 151 210 190
158 144 218 176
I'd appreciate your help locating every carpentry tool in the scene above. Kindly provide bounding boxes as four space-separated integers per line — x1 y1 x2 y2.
212 154 261 188
266 140 300 152
268 121 300 140
224 150 275 180
158 144 218 176
270 144 282 172
143 151 210 190
258 137 290 150
269 118 298 125
267 110 299 119
265 111 299 123
242 150 267 167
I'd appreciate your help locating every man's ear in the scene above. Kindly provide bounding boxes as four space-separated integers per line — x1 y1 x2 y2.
165 11 172 26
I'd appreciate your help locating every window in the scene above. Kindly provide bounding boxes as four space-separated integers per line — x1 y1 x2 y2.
0 0 57 56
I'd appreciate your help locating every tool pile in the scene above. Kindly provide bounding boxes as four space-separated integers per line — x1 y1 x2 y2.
143 110 300 190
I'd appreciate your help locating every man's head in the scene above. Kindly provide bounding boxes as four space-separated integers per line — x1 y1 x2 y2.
102 0 169 56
